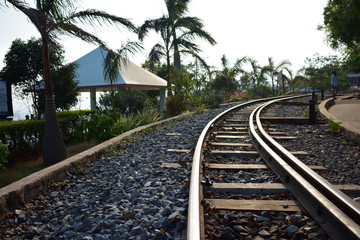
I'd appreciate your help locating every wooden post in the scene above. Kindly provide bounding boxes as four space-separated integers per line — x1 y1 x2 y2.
309 100 316 124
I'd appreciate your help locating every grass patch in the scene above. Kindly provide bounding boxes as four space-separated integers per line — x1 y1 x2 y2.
328 119 342 132
0 140 97 188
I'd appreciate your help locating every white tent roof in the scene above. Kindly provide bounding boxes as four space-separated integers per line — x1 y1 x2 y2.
75 47 167 92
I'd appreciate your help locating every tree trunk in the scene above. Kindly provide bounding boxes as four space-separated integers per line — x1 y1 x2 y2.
42 40 67 165
173 31 181 71
167 54 173 96
174 48 181 71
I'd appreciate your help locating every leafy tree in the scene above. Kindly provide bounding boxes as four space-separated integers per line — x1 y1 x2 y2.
98 88 154 114
283 67 306 92
4 0 138 165
265 57 291 96
138 0 215 95
322 0 360 49
247 58 271 97
38 62 79 113
0 38 78 116
342 47 360 73
209 55 248 94
185 59 209 91
303 54 344 91
322 0 360 73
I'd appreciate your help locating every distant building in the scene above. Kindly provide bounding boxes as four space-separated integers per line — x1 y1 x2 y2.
347 73 360 89
74 47 167 113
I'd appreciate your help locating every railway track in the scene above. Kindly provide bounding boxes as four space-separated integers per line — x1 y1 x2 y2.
187 95 360 240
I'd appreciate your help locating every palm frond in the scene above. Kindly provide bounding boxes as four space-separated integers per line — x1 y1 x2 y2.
4 0 28 10
56 22 108 49
103 41 143 84
174 38 200 52
149 43 166 64
117 41 144 66
103 50 121 85
180 49 211 79
233 57 249 74
175 17 216 45
36 0 75 19
138 19 156 41
175 16 203 29
65 9 138 34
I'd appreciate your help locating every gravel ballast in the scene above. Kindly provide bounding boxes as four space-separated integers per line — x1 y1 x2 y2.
0 99 359 239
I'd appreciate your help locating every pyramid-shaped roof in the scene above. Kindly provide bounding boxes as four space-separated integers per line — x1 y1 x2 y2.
75 47 167 91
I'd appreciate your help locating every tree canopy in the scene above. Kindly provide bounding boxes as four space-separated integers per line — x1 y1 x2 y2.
0 38 79 116
4 0 139 164
323 0 360 49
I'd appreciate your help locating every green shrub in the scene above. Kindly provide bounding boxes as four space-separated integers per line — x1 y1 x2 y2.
76 112 117 143
136 109 162 125
0 140 10 169
0 110 93 165
58 110 93 143
98 88 154 114
199 89 226 106
116 113 141 133
225 91 249 103
328 119 342 132
166 95 186 117
0 119 44 162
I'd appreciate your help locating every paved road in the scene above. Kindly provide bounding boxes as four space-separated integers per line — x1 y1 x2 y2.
328 95 360 135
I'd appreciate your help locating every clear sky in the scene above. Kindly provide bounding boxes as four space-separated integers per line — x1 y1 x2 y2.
1 0 337 72
1 0 337 119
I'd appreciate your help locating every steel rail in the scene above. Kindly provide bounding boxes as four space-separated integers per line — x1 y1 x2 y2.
187 95 297 239
187 99 266 240
249 98 360 239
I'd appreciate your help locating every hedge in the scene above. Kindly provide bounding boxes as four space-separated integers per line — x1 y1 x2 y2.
0 110 93 164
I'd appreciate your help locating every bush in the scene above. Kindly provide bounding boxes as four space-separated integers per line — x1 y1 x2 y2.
0 140 10 169
0 110 92 165
166 95 187 117
0 119 44 162
98 88 154 114
76 112 117 143
136 108 162 125
116 113 141 133
225 91 249 103
58 110 93 143
199 89 226 106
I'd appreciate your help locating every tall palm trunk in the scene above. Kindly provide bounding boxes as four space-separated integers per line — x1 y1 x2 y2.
166 52 173 96
173 30 181 71
174 47 181 71
42 40 67 165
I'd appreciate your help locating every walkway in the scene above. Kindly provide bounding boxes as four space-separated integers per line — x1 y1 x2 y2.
319 92 360 136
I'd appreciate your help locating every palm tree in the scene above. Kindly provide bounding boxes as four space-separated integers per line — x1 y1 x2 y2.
283 67 305 92
210 55 248 94
5 0 138 165
138 0 216 96
265 57 291 96
248 58 271 97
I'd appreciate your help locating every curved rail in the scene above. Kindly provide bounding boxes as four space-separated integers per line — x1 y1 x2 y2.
187 94 360 239
187 95 293 239
187 98 266 239
249 97 360 239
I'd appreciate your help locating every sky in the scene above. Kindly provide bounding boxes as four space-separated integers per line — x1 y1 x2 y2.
0 0 336 71
0 0 337 119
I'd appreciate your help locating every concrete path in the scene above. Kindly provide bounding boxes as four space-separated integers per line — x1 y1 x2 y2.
320 92 360 135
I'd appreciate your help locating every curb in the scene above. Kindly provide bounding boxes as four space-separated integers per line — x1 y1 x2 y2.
319 97 360 139
0 112 193 220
